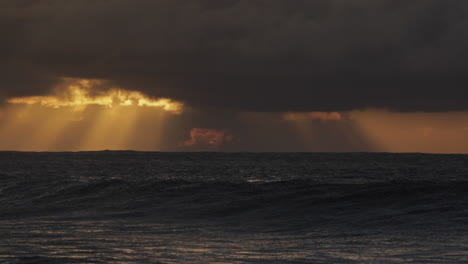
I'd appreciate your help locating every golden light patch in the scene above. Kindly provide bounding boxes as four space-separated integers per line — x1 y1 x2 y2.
7 78 183 114
349 110 468 153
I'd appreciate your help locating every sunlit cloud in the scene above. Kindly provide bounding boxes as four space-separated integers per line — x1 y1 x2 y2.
180 128 233 149
7 78 183 114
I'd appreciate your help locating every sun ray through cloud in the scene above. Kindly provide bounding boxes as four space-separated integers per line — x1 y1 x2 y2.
0 78 184 151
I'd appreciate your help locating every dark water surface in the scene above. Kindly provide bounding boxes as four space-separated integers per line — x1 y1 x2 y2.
0 152 467 263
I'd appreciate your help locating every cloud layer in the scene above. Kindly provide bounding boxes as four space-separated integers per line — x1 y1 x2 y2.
2 0 468 111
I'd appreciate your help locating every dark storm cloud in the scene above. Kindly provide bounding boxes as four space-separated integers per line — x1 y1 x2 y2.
2 0 468 111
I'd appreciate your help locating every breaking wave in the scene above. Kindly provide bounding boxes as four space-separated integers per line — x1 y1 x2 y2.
2 175 467 229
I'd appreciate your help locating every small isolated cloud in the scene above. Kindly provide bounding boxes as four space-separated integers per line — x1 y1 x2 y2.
180 128 234 149
283 112 342 121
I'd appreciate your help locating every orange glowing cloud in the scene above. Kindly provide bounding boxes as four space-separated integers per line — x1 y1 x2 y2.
7 78 183 114
283 112 342 121
181 128 233 149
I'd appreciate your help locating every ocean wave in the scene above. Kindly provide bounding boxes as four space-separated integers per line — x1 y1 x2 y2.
2 177 467 228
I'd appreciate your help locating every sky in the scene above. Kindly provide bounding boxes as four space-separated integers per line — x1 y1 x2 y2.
1 0 468 153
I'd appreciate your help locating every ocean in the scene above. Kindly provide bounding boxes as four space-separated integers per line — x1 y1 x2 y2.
0 152 467 263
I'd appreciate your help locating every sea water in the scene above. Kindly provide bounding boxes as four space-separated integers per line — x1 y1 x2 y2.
0 152 467 263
